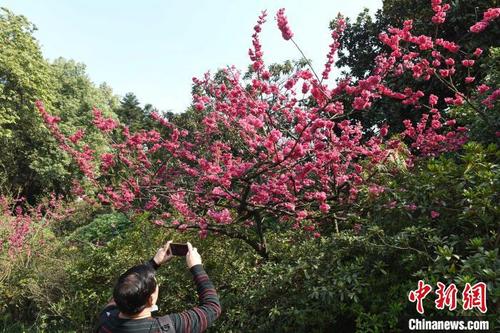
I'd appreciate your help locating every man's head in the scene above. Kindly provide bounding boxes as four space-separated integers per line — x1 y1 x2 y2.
113 264 159 315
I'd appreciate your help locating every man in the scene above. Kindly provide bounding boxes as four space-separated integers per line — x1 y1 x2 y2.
97 241 221 332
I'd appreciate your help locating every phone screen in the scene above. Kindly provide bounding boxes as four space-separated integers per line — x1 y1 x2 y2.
170 243 189 256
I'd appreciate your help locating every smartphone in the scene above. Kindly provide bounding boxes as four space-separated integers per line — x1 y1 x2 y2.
169 243 189 256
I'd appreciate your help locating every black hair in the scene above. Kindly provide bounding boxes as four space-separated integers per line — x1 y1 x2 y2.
113 264 157 315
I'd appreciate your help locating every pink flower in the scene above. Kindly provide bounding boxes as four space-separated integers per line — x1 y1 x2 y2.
208 208 232 224
482 88 500 109
470 21 488 33
68 129 85 144
431 0 450 24
406 203 417 212
249 11 267 73
276 8 293 40
194 102 204 111
319 203 330 213
439 69 450 77
473 48 483 57
296 210 308 221
369 185 385 196
198 229 208 239
93 108 118 133
429 94 439 106
313 191 327 202
322 15 345 79
380 125 389 137
153 220 164 226
430 210 440 219
302 82 310 94
100 153 115 171
464 77 475 83
483 7 500 21
435 39 460 53
461 59 475 67
145 195 159 210
477 84 490 94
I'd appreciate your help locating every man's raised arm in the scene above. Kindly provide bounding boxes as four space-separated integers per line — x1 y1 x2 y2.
166 242 222 333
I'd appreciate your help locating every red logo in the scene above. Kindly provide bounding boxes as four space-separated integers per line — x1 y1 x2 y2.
408 281 487 314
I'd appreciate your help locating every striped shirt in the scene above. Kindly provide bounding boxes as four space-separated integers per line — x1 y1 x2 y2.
98 264 221 333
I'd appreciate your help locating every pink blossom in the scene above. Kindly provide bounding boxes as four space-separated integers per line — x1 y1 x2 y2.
435 39 460 53
100 153 115 171
322 14 345 79
194 102 205 111
430 210 440 219
431 0 450 24
296 210 308 221
473 48 483 57
93 108 118 133
369 185 385 196
153 220 164 226
477 84 490 94
208 208 232 224
319 203 330 213
444 58 455 66
302 82 310 94
429 94 439 106
439 69 450 77
482 89 500 109
380 125 389 137
68 129 85 144
461 59 475 67
249 11 267 73
198 229 208 239
276 8 293 40
470 21 488 33
145 195 159 210
483 7 500 21
406 203 417 212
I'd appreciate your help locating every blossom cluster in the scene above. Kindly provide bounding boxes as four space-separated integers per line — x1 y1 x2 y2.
431 0 450 24
470 7 500 33
36 3 499 248
0 194 69 257
276 8 293 40
322 14 346 80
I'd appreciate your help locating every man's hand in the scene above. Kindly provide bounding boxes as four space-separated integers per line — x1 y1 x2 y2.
186 242 202 268
153 240 173 266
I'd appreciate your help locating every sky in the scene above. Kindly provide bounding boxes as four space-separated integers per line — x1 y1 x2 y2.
2 0 382 113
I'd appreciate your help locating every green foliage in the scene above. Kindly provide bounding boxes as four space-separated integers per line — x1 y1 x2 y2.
67 212 131 245
0 7 62 199
0 9 123 201
115 93 152 132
